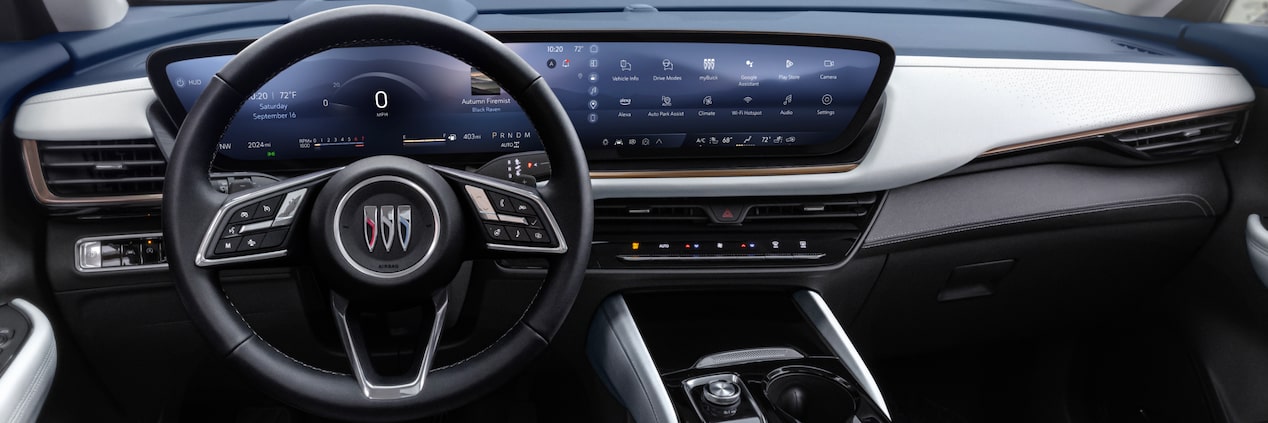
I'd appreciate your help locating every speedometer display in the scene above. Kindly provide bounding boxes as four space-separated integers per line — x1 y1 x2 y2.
156 36 891 162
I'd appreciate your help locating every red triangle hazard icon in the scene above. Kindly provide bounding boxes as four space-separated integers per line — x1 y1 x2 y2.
721 209 734 219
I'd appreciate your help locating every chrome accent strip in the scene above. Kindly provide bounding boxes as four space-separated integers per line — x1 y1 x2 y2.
333 176 440 278
496 214 528 225
380 205 397 252
792 290 890 419
239 220 273 234
363 206 380 252
398 205 413 251
693 347 805 369
74 232 167 273
196 167 342 267
432 166 568 255
330 291 448 400
587 295 678 423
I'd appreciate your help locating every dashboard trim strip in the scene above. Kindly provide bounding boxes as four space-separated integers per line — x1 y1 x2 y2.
793 290 891 419
980 103 1254 157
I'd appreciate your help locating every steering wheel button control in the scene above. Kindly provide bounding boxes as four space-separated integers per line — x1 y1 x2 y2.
463 185 499 221
215 238 242 254
490 192 516 213
272 188 308 227
239 234 266 251
512 199 535 216
229 205 256 223
222 224 243 238
254 196 283 219
508 227 530 242
527 229 550 243
485 224 509 240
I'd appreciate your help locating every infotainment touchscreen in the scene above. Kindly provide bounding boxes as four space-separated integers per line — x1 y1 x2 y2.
151 35 891 162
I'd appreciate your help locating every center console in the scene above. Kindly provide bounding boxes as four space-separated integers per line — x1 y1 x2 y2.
588 290 889 423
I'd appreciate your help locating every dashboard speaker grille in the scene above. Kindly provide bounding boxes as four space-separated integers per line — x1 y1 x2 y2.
35 139 166 198
1108 111 1244 158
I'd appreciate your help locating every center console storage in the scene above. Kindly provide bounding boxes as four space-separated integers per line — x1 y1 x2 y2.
588 290 889 423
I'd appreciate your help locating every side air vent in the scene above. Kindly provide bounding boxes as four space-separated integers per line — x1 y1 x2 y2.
1108 111 1245 158
746 193 876 221
27 139 165 205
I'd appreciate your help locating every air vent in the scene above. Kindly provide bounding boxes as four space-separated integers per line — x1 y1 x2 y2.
747 193 876 221
1113 40 1166 56
595 204 709 222
1108 111 1244 158
35 139 165 198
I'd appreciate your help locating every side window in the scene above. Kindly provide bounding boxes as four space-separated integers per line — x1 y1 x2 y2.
1223 0 1268 25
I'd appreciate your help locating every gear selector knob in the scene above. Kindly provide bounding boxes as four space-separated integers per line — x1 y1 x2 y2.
703 379 741 406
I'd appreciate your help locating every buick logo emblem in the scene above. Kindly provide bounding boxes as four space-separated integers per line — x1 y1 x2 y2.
362 205 413 252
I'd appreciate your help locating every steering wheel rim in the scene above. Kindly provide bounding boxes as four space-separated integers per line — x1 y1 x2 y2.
162 5 592 421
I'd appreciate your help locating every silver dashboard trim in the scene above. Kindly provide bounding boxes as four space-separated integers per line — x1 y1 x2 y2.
0 299 58 423
586 295 678 423
792 290 891 419
693 347 805 369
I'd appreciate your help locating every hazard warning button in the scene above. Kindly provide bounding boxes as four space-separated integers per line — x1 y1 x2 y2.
709 205 746 223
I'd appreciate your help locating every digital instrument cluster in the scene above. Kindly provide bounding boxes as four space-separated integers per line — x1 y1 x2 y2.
152 36 891 163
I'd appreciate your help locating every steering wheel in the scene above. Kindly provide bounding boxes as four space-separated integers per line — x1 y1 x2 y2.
162 5 592 421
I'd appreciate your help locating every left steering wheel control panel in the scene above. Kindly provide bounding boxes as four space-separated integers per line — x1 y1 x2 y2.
198 169 337 265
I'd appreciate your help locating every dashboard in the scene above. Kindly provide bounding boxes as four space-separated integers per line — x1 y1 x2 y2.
148 34 892 166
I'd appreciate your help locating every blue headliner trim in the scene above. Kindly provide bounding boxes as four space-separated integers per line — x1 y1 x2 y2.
0 40 69 120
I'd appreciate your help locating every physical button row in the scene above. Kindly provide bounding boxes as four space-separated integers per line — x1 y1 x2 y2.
213 188 307 257
222 189 308 238
484 224 551 244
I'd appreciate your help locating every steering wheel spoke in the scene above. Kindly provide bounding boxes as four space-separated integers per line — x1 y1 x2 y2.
330 288 448 400
197 167 342 267
432 166 568 257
